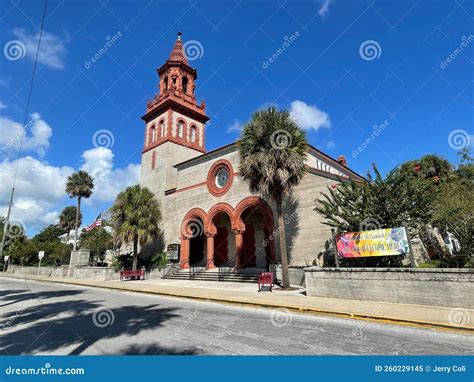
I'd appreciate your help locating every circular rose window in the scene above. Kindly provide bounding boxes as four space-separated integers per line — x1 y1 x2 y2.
207 160 233 197
215 167 229 188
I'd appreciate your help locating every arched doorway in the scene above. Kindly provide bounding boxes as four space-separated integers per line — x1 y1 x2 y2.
206 203 235 268
235 197 276 270
180 208 208 269
188 218 205 266
211 212 232 267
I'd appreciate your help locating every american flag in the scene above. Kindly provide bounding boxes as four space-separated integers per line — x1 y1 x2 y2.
85 213 102 231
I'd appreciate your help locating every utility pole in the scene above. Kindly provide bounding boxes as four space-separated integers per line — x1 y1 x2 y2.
0 187 15 271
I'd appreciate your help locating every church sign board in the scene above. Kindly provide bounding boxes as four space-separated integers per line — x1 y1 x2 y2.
167 244 180 261
336 227 410 258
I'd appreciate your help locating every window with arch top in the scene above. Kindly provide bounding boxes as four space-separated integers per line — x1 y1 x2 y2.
190 125 196 143
159 120 165 137
182 76 188 94
151 125 157 142
178 121 183 138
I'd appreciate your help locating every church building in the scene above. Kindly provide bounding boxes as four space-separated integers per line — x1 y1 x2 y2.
140 33 363 271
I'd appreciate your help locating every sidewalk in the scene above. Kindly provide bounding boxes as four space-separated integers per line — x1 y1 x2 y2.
2 273 473 333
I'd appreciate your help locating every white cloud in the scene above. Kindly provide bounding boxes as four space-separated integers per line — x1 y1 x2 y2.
318 0 333 18
325 140 336 149
12 28 67 70
289 100 331 131
0 101 6 110
80 147 140 204
0 156 73 230
0 113 52 157
227 119 243 134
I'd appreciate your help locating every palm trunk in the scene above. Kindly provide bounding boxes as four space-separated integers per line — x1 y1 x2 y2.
275 193 290 289
132 235 138 271
73 196 81 251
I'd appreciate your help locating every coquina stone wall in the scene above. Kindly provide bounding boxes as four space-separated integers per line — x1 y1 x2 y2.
305 267 474 308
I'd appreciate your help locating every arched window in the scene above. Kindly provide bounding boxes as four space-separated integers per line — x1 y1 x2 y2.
160 120 165 137
182 76 188 93
164 76 168 91
178 121 183 138
151 125 157 142
190 125 196 143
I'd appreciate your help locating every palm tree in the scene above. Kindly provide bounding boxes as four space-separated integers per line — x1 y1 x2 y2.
65 171 94 250
110 185 161 270
59 206 81 246
238 107 307 288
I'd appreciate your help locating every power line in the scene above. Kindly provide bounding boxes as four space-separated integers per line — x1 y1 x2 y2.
1 0 49 268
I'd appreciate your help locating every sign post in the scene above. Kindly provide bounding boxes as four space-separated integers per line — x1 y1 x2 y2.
38 251 45 276
331 228 339 268
3 255 9 273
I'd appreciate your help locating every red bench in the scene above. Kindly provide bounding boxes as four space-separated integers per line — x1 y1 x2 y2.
120 269 145 281
258 272 274 292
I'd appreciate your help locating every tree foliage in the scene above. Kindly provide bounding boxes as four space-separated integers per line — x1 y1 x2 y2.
315 164 435 235
79 227 113 263
238 106 307 288
110 185 161 270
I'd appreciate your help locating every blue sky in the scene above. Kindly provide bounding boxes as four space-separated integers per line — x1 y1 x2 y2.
0 0 473 235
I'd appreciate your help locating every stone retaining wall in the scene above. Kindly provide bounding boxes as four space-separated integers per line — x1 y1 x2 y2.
8 265 60 277
72 266 119 281
304 267 474 308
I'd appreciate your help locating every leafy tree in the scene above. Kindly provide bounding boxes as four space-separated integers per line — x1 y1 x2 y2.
9 237 38 266
65 171 94 250
32 225 64 243
79 228 113 263
238 107 307 288
59 206 81 244
110 185 161 270
315 164 435 235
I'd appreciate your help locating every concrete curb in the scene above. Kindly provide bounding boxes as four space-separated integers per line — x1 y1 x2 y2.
2 274 473 335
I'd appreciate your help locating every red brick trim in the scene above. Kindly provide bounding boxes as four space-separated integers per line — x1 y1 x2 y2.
206 202 236 234
207 159 234 197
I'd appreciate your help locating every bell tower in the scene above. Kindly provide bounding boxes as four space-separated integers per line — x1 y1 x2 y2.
140 32 209 198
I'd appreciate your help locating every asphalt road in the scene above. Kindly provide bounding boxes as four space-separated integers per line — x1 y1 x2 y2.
0 277 472 355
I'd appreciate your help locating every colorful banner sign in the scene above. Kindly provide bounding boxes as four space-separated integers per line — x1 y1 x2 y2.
336 227 410 258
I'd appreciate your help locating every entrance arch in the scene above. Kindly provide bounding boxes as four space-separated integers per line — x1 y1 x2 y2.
207 203 235 268
180 208 208 269
235 197 276 269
